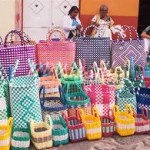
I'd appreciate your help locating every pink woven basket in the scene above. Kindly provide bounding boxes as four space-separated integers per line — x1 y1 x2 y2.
36 29 75 69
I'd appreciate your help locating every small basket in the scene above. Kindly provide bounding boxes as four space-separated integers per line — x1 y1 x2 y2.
0 117 13 150
113 104 135 136
62 112 86 142
30 115 53 150
101 110 116 137
52 116 69 146
40 86 67 120
79 107 102 140
39 76 61 97
134 109 150 134
11 125 30 150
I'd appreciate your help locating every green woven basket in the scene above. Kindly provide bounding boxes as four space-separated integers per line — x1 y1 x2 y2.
11 125 30 150
52 116 69 146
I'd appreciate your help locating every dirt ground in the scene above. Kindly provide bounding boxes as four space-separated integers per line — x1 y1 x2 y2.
30 134 150 150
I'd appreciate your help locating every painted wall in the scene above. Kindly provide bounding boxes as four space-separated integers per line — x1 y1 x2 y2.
0 0 16 39
80 0 139 29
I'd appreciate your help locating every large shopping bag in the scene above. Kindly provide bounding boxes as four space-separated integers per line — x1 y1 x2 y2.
36 29 75 69
112 25 146 68
9 59 42 128
73 25 111 68
0 30 35 76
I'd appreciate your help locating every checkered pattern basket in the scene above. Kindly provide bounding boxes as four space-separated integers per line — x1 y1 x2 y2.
52 116 69 146
84 84 115 116
11 125 30 150
9 60 42 128
62 112 86 142
134 109 150 134
0 117 13 150
30 115 53 150
0 30 35 76
40 86 67 120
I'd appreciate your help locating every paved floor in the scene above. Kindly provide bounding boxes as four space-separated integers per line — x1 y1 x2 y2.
29 134 150 150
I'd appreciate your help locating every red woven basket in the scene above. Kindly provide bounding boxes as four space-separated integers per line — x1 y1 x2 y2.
144 77 150 87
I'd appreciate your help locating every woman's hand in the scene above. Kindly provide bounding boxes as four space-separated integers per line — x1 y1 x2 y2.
76 24 82 30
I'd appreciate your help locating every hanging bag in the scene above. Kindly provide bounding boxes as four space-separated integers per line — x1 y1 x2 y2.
9 59 42 128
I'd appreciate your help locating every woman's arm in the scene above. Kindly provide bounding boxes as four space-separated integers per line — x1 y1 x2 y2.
63 16 76 31
141 31 150 39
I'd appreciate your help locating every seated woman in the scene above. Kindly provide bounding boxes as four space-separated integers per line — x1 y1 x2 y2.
91 5 114 39
63 6 82 39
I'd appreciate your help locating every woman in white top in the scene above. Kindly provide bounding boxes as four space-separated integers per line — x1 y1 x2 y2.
91 5 114 39
63 6 82 39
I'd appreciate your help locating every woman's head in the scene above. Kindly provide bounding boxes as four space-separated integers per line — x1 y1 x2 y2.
68 6 79 18
99 5 108 18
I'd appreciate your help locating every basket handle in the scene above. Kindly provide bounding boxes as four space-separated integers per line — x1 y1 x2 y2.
142 108 149 120
39 86 45 107
47 29 66 42
92 106 99 118
8 117 13 129
83 25 98 37
45 114 53 127
4 30 25 47
108 109 114 120
125 104 133 115
113 105 120 115
0 36 3 45
59 86 66 104
62 112 69 125
59 115 67 127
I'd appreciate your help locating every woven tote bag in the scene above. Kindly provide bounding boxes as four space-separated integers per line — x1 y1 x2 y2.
9 60 42 128
113 104 135 136
112 25 146 68
84 84 115 116
73 25 111 68
0 117 13 150
62 112 86 142
30 115 53 149
36 29 75 69
52 116 69 146
0 30 35 76
11 124 30 150
78 107 102 140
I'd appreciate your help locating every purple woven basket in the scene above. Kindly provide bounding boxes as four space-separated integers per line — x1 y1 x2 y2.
0 30 35 76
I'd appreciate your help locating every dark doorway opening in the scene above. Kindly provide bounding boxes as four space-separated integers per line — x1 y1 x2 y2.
138 0 150 35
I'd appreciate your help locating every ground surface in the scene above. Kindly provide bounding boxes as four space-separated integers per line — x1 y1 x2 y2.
30 134 150 150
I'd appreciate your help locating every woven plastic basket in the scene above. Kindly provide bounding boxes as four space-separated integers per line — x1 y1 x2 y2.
52 116 69 146
79 107 102 140
134 109 150 134
113 104 135 136
0 117 13 150
11 125 30 150
62 112 86 142
101 110 116 137
40 86 68 120
30 115 53 150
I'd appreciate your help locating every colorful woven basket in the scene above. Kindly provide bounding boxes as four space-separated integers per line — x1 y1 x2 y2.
52 116 69 146
62 112 86 142
30 115 53 150
79 107 102 140
101 110 116 137
134 109 150 134
11 125 30 150
144 77 150 87
0 117 13 150
40 86 67 120
113 104 135 136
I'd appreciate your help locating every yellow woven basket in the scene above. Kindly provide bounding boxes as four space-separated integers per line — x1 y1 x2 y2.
0 118 13 150
113 104 135 136
30 115 53 150
78 107 102 140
